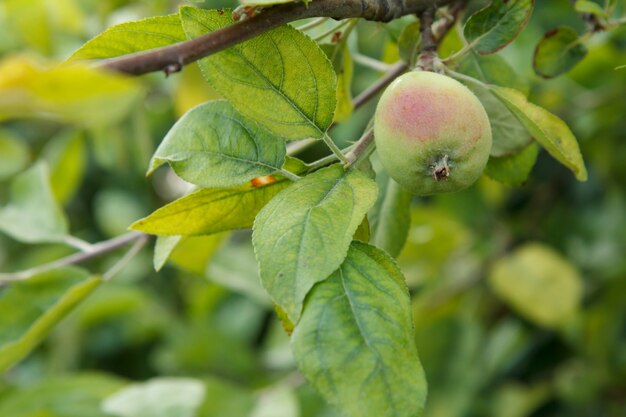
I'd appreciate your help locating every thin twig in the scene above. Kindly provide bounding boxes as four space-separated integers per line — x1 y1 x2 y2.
102 234 149 281
353 53 395 72
433 1 464 41
98 0 458 76
62 235 96 253
345 129 375 167
352 61 408 109
322 133 350 163
295 17 329 31
313 18 353 42
0 232 145 284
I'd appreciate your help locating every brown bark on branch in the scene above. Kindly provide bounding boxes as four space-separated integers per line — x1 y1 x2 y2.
100 0 459 76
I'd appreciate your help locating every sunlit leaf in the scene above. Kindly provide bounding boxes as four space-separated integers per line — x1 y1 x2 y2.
533 27 587 78
490 86 587 181
180 7 336 140
292 241 426 417
69 14 186 61
0 56 142 126
253 164 378 322
489 243 583 328
0 162 69 243
485 143 539 186
154 234 225 274
102 377 205 417
0 267 100 372
149 100 286 188
131 180 292 236
465 0 534 54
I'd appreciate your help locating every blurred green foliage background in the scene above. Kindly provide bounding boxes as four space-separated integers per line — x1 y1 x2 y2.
0 0 625 416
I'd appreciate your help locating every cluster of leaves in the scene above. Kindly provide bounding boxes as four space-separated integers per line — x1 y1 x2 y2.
0 0 625 416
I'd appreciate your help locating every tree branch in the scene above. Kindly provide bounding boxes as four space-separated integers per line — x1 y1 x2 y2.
99 0 459 76
0 232 146 284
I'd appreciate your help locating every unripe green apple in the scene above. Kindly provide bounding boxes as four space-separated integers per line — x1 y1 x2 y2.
374 71 492 195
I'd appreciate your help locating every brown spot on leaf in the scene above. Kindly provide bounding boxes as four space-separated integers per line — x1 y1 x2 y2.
251 175 277 187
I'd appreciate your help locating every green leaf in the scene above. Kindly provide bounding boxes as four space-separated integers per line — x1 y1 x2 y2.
42 129 86 204
490 86 588 181
459 52 531 156
149 100 286 187
68 14 186 61
533 26 587 78
574 0 609 18
0 130 29 180
485 143 539 186
0 373 127 417
397 21 421 67
253 164 378 322
180 7 336 140
369 169 412 258
464 0 534 54
102 377 206 417
489 243 583 328
0 162 69 243
460 51 529 93
291 241 426 417
0 267 100 372
478 88 533 157
354 216 371 242
0 56 142 126
131 180 291 236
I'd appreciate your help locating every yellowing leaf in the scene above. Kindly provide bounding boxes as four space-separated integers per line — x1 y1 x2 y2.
489 243 583 328
491 86 587 181
131 180 291 236
0 56 142 126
